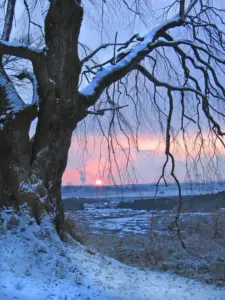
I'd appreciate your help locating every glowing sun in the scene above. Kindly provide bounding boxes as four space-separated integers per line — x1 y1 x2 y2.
95 179 103 186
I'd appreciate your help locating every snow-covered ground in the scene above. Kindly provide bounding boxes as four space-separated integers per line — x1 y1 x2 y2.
0 208 224 300
72 207 150 235
67 205 219 236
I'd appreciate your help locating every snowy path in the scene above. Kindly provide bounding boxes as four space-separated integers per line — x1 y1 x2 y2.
0 210 224 300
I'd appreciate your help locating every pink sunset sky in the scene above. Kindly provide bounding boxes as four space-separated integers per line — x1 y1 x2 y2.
62 130 225 186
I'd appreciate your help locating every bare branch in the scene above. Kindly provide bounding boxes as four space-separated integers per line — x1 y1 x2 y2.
23 0 31 44
185 0 198 17
179 0 185 21
1 0 16 41
86 105 128 116
81 34 143 66
136 64 204 97
82 43 131 65
121 0 140 15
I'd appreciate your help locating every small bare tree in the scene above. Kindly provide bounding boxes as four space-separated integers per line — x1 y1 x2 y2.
0 0 225 231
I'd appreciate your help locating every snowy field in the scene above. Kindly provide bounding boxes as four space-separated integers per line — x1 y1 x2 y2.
0 208 225 300
72 206 151 235
68 206 216 235
69 205 225 286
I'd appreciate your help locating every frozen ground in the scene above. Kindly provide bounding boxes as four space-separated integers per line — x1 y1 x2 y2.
73 206 150 234
72 207 225 286
68 205 223 236
0 208 225 300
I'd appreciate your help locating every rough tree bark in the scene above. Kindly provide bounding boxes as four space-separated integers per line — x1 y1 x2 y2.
0 0 86 231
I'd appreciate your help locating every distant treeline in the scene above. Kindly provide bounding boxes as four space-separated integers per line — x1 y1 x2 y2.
117 191 225 212
62 181 225 194
63 197 111 212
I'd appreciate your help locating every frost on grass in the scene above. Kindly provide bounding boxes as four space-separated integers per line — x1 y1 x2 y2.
0 208 224 300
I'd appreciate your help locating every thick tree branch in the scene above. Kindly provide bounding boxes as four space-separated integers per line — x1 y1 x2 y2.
80 1 198 107
0 40 43 61
0 40 51 98
80 18 182 104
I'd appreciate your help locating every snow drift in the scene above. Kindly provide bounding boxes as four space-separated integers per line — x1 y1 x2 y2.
0 208 224 300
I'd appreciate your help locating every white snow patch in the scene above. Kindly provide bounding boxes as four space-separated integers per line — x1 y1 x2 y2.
0 73 25 112
19 176 47 203
0 209 224 300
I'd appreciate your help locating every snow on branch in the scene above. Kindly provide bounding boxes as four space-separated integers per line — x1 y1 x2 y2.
0 40 50 99
0 71 26 116
0 0 26 120
80 0 198 107
80 0 225 141
80 17 181 102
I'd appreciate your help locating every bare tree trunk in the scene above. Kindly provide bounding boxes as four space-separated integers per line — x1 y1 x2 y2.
30 91 85 230
0 91 85 230
0 0 84 232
